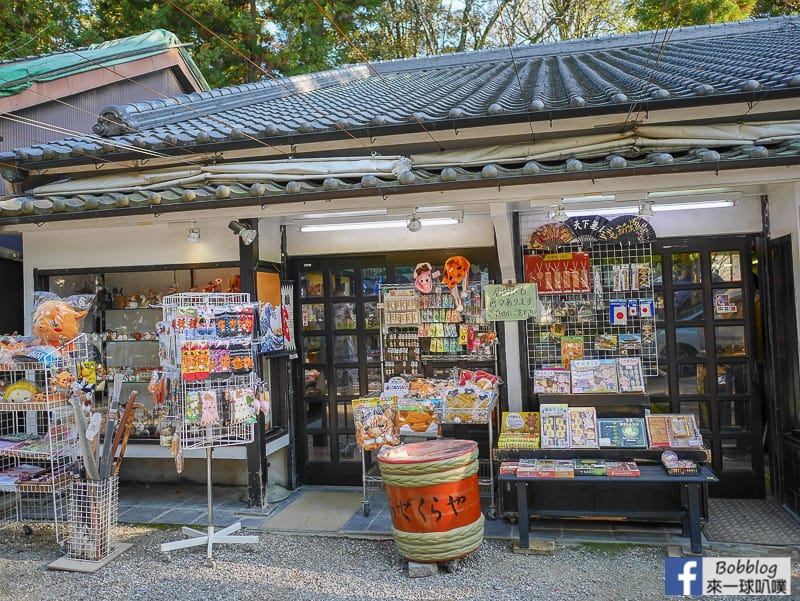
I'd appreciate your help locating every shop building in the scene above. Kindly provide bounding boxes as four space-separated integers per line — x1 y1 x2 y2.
1 18 799 516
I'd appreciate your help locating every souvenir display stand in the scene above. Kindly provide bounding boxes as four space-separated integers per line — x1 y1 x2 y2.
0 335 89 544
157 293 260 558
495 217 715 550
357 278 500 518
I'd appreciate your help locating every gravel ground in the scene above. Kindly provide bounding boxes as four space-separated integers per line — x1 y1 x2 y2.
1 524 799 601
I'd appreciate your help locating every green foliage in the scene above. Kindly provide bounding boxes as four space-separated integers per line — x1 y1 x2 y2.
90 1 277 87
753 0 800 15
629 0 756 30
0 0 99 59
269 0 384 75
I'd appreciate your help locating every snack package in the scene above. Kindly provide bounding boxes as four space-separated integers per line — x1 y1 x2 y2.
397 398 440 436
352 397 399 451
441 384 494 424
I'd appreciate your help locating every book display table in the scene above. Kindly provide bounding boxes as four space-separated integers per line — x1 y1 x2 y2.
500 464 718 554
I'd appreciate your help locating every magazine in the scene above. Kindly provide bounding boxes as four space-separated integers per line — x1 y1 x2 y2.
570 359 619 393
567 406 599 448
539 404 570 449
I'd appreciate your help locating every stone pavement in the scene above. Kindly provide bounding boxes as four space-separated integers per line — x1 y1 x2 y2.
114 480 800 553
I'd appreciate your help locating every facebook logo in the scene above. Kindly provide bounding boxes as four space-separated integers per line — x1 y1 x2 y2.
665 558 703 596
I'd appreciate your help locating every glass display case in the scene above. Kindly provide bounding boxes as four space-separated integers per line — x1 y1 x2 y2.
35 263 240 441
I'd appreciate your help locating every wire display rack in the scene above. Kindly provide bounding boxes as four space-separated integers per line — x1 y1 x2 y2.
158 293 259 558
65 474 119 561
519 212 658 378
0 334 88 544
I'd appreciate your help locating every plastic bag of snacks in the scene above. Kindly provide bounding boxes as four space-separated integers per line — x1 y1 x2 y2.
397 398 441 436
352 397 400 450
440 384 496 424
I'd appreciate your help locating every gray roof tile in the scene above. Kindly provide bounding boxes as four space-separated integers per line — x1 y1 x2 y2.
2 138 798 223
9 17 800 167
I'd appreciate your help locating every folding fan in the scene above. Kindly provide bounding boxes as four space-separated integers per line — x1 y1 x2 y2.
528 223 575 252
598 215 657 243
564 215 610 248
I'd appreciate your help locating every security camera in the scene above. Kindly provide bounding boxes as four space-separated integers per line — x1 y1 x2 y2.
407 215 422 232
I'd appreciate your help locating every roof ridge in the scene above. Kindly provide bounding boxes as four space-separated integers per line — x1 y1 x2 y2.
370 16 800 73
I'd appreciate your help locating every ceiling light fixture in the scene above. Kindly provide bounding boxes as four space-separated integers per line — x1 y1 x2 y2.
186 221 201 243
228 220 258 245
299 217 459 233
407 214 423 232
638 200 655 217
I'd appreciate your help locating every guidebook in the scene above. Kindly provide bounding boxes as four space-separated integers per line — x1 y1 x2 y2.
539 404 570 449
597 417 648 448
567 406 599 448
616 356 645 392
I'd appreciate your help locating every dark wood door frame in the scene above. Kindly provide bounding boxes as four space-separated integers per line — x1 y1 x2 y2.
654 236 764 497
290 249 499 486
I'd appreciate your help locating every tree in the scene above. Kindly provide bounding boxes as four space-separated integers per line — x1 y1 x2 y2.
753 0 800 15
269 0 384 75
356 0 632 61
91 0 276 87
0 0 98 59
629 0 756 30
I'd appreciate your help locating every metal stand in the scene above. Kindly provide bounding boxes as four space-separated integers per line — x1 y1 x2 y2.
160 447 258 558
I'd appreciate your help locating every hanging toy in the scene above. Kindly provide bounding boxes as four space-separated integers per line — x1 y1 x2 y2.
148 370 166 409
413 262 440 294
441 256 471 312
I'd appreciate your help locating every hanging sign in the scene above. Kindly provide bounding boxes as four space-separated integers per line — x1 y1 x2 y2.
524 252 591 294
484 283 538 321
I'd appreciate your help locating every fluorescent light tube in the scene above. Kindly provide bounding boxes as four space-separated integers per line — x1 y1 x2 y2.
560 194 616 203
564 205 639 217
651 200 735 212
299 217 459 232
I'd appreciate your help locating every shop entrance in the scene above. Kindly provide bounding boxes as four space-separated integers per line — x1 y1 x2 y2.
651 236 764 497
290 251 496 486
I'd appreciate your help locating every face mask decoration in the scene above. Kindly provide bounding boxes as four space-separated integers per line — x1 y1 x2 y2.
441 256 471 311
414 262 440 294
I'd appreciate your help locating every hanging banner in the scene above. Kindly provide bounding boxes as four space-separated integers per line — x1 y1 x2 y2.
484 283 538 321
524 252 591 295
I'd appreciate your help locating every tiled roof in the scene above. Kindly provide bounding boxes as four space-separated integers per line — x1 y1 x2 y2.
1 139 796 223
7 17 800 168
0 30 209 98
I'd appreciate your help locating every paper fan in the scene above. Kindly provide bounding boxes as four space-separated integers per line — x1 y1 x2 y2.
528 223 575 252
565 216 610 248
598 215 657 243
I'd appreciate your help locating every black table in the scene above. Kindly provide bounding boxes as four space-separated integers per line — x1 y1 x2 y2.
499 464 718 554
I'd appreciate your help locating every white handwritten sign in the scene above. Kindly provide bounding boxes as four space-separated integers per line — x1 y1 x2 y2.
485 283 538 321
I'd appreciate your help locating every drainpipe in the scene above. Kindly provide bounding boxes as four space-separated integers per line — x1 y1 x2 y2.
759 194 783 502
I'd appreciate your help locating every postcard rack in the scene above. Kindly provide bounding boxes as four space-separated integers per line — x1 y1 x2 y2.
158 293 259 558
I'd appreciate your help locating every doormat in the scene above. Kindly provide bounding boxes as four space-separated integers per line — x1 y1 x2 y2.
704 498 800 546
258 490 363 533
